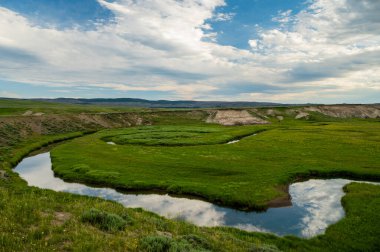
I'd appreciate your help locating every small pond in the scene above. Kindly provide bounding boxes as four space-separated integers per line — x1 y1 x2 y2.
14 152 379 238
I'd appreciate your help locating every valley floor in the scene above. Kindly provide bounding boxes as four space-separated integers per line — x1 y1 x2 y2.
1 101 380 251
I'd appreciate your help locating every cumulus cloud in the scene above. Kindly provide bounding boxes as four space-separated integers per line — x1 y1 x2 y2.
272 10 293 25
213 12 235 22
0 0 379 102
248 39 258 49
246 0 380 102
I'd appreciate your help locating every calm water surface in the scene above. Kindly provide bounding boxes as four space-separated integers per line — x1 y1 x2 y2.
14 152 379 238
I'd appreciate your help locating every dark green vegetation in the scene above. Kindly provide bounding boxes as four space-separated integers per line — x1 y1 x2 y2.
1 100 380 251
81 208 131 232
138 235 213 252
101 125 265 146
52 120 380 210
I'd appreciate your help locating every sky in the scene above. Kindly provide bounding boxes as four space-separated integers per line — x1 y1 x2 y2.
0 0 379 103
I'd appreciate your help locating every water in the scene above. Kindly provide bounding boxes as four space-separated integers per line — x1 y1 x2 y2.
226 140 240 144
227 134 256 144
14 152 379 238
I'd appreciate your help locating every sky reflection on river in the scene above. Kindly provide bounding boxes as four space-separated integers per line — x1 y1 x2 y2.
14 153 379 238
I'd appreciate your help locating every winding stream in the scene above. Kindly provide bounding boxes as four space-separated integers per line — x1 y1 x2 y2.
14 152 379 238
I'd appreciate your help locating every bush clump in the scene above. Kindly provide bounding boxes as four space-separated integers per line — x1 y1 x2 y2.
248 244 281 252
81 208 130 232
180 234 212 250
139 235 211 252
139 236 172 252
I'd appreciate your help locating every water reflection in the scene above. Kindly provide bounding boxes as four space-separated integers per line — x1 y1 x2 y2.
14 153 379 238
226 140 240 144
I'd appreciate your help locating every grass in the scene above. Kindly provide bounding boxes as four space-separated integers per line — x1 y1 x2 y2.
2 165 380 251
1 105 380 251
0 98 147 116
51 120 380 210
101 125 266 146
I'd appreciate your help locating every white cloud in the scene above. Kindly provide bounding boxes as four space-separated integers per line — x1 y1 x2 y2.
213 12 235 22
0 90 21 98
272 10 293 25
0 0 379 102
248 39 258 49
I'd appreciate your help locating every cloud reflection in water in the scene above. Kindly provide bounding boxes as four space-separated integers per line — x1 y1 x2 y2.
14 153 379 238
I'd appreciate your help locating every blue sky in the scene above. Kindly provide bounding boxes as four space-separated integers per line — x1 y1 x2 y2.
209 0 305 48
0 0 379 103
0 0 114 30
0 0 304 48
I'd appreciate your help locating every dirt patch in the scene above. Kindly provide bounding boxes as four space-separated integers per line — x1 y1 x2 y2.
52 212 72 226
0 170 9 180
156 231 173 238
267 185 292 208
265 109 281 116
295 112 309 119
22 110 45 116
206 110 269 126
22 110 34 116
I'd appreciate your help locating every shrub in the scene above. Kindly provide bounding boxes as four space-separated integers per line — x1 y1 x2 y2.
81 208 128 232
180 234 212 250
139 235 211 252
248 244 281 252
139 236 172 252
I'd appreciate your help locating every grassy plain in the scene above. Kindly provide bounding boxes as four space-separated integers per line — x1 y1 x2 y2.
0 98 146 116
52 120 380 210
1 100 380 251
1 135 379 251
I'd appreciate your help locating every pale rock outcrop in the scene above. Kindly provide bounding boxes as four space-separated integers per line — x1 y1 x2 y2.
207 110 269 126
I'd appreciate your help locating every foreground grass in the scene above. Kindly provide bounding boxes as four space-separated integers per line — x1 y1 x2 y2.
52 120 380 210
2 166 380 250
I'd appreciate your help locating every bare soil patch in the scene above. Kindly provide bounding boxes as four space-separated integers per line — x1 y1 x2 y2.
206 110 269 126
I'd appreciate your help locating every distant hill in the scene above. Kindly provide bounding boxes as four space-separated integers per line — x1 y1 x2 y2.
33 98 285 108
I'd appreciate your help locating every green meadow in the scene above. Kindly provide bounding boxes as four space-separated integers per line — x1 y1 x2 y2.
52 120 380 210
